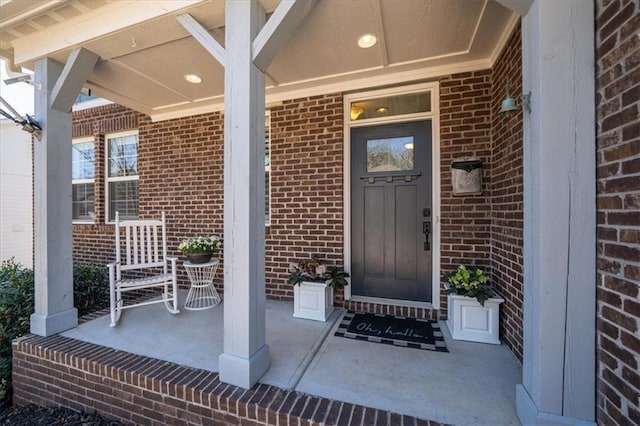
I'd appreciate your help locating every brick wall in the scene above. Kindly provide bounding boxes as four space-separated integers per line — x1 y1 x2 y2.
490 24 524 362
595 0 640 424
72 95 345 299
438 70 493 311
267 95 345 301
72 104 142 267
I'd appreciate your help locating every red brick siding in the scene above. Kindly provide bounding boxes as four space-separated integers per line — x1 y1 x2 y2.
267 95 345 301
72 74 525 336
438 70 493 312
72 105 141 268
595 0 640 424
71 95 345 299
13 334 441 425
490 24 524 362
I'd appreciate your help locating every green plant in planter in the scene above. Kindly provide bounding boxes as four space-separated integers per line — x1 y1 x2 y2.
444 265 492 306
288 256 350 291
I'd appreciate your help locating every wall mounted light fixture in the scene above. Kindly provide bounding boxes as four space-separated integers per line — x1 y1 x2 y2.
499 82 531 116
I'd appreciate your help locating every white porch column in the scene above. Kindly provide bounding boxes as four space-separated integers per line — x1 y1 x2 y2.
30 58 77 336
518 1 596 424
218 0 270 388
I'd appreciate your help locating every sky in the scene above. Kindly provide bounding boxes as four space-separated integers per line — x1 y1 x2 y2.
0 59 34 117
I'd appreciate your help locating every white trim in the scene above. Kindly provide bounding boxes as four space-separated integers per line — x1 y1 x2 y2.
105 130 139 224
265 111 271 227
252 0 317 72
72 97 113 112
148 58 491 122
177 13 226 67
488 13 521 67
12 0 206 65
348 295 434 310
343 82 440 309
71 137 96 225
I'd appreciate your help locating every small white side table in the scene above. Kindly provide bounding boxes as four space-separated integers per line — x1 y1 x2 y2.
183 259 221 310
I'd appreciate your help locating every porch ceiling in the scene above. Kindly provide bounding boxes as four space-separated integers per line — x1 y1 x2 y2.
0 0 517 121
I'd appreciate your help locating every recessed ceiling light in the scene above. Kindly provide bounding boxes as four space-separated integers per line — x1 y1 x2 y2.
184 73 202 84
358 33 377 48
375 106 389 114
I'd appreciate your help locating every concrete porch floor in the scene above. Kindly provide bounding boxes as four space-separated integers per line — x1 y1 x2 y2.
61 291 522 425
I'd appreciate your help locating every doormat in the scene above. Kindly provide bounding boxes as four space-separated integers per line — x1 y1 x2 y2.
335 311 448 352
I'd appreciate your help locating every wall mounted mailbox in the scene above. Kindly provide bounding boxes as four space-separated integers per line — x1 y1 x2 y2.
451 159 483 196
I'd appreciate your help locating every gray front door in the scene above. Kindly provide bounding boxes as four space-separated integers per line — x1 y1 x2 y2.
351 121 432 302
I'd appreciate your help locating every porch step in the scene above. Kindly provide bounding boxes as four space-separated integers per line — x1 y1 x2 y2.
343 299 440 320
12 334 446 426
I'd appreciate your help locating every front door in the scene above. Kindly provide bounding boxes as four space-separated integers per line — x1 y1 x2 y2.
351 121 432 302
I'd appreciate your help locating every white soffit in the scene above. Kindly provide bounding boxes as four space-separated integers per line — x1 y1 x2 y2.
0 0 518 121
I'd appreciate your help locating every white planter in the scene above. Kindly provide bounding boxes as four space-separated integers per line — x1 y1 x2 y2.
446 293 504 344
293 280 334 321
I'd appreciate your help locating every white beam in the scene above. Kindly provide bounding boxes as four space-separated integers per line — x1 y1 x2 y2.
176 13 225 67
30 57 77 336
252 0 316 72
50 47 99 112
12 1 205 66
218 0 270 389
518 0 596 424
496 0 533 16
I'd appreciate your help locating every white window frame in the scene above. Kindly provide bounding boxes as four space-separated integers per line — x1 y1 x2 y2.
265 111 271 226
105 130 139 224
72 137 96 224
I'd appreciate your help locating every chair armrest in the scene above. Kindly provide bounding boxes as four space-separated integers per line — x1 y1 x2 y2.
166 256 178 262
107 261 120 270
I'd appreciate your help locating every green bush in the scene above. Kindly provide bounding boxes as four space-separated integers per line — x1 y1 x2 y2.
73 264 109 316
0 260 108 407
0 259 34 405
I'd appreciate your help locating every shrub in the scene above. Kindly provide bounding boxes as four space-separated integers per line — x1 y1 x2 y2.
0 259 34 406
73 264 109 317
0 260 108 407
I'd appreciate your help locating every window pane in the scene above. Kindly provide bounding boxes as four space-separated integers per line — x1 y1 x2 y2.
367 136 414 172
72 141 95 180
108 135 138 177
350 91 431 121
109 180 138 221
72 183 95 221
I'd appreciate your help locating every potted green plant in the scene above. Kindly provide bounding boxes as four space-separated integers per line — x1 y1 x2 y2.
178 235 221 264
444 265 504 344
288 256 349 321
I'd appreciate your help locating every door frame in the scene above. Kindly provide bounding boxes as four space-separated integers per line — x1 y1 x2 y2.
343 82 441 308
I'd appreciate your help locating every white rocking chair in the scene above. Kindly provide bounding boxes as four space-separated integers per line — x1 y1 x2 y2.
108 212 180 327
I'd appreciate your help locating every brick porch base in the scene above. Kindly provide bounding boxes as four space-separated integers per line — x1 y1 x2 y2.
12 334 444 425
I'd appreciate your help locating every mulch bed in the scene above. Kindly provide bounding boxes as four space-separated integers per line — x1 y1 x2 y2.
0 404 122 425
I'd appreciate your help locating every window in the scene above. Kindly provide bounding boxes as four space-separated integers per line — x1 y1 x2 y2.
265 112 271 225
366 136 414 172
72 139 95 222
106 131 138 222
349 90 431 122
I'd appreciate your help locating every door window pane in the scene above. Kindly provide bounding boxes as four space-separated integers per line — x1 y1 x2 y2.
367 136 414 172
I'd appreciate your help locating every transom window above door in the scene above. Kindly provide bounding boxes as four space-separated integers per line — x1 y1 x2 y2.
350 91 431 122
